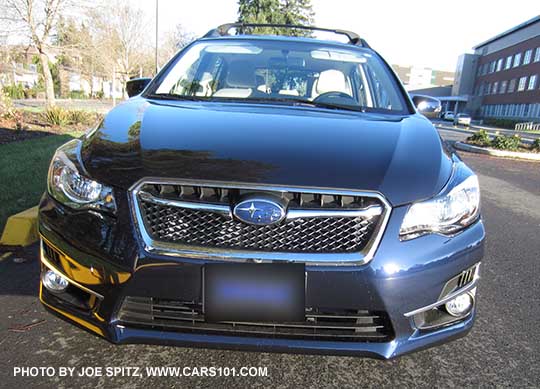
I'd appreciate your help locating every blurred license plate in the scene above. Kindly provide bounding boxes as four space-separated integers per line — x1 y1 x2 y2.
204 263 305 323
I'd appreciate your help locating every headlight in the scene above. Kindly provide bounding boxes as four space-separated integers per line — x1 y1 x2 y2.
400 165 480 240
47 140 116 213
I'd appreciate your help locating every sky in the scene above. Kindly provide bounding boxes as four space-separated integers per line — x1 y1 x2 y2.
134 0 538 71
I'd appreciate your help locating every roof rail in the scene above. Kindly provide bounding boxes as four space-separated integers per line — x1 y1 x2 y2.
203 23 370 48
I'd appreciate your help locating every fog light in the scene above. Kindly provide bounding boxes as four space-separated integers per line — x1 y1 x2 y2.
445 293 473 317
42 270 69 292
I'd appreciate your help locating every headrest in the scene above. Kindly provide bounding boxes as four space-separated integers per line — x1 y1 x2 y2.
315 69 349 95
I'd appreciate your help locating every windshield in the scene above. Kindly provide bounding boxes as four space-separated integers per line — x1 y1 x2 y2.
150 39 408 114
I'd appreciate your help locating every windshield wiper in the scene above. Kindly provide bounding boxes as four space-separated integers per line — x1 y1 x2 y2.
240 97 365 112
146 93 364 112
288 98 364 112
146 93 208 101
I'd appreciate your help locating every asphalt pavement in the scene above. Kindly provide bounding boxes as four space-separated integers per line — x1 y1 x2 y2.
0 127 539 388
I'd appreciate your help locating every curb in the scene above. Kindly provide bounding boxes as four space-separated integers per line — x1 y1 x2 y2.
0 206 39 247
454 142 540 161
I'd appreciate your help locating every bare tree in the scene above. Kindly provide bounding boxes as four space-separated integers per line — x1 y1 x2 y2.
159 24 195 67
89 0 150 98
2 0 68 106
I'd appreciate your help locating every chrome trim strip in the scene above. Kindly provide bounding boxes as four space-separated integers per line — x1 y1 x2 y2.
129 178 393 266
412 290 475 330
139 189 383 220
437 262 480 301
404 266 480 318
286 205 383 220
139 191 232 218
40 240 104 300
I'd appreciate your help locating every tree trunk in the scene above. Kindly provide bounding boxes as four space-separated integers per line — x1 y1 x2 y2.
39 51 56 106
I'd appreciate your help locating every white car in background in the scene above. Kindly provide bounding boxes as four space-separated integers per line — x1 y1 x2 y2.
453 113 472 127
441 111 455 121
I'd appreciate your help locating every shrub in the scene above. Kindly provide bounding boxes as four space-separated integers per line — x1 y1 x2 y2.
467 129 491 146
43 107 101 127
69 90 87 99
43 106 69 126
0 88 13 116
67 110 96 125
532 138 540 152
0 90 24 129
491 134 521 151
3 84 25 99
483 118 521 130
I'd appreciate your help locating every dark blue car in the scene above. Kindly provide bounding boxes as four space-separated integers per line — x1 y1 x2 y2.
38 23 484 359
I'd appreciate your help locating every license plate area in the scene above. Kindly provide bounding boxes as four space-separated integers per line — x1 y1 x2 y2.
204 263 305 323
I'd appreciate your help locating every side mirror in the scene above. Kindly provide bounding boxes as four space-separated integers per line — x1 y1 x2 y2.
411 95 442 119
126 77 152 97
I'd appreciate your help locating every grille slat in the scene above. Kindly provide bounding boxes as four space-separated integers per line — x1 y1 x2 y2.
136 183 384 254
117 297 394 342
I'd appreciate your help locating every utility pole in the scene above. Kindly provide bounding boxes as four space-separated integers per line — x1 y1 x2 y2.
155 0 159 75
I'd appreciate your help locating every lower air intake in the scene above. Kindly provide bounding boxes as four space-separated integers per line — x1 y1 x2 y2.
117 296 394 342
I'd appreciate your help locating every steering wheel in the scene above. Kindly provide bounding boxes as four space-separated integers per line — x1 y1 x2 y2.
313 91 357 105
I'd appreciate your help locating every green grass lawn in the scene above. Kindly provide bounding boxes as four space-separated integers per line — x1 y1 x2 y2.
0 133 82 232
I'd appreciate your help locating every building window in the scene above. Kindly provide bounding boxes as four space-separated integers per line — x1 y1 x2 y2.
496 58 503 71
508 79 516 93
523 49 532 65
489 61 496 73
528 75 537 90
486 83 491 95
534 47 540 62
513 53 521 67
500 80 507 94
505 56 512 69
492 81 498 94
517 77 527 91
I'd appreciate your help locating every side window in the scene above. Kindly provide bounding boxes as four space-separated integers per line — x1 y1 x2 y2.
363 64 396 110
204 56 224 94
170 57 202 95
351 66 369 107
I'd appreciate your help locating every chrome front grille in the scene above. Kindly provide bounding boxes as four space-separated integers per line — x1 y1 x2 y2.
131 180 391 264
117 296 394 342
140 199 377 253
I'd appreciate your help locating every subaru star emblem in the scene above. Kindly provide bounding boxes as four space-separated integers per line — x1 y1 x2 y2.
233 196 286 226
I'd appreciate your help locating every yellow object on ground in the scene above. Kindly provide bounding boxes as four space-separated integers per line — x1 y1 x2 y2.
0 206 39 246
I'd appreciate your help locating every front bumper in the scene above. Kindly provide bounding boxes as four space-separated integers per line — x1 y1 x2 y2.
38 193 485 359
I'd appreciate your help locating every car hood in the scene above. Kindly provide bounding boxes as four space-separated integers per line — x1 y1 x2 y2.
81 98 453 206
